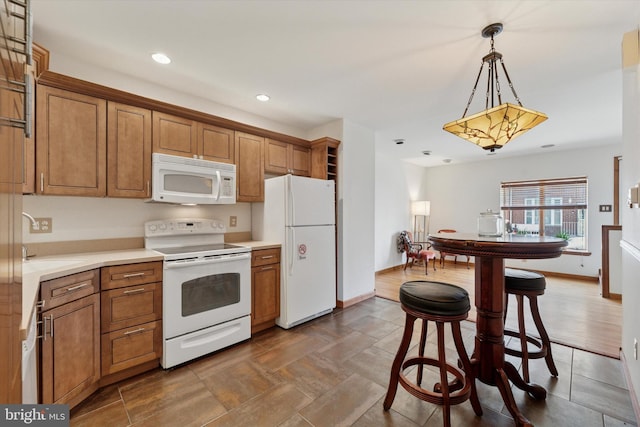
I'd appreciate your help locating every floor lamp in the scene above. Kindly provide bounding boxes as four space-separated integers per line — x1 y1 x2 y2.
412 201 431 242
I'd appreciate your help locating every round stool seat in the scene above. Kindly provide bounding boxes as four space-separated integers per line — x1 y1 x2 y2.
400 281 470 316
505 268 546 292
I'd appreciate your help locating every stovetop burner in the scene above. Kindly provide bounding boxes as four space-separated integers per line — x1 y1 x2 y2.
153 243 249 256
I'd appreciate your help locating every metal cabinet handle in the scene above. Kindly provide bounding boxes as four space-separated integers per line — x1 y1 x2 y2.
123 272 146 278
24 73 31 137
38 315 54 340
260 255 274 260
261 266 274 271
40 172 43 192
124 327 145 336
66 282 89 292
36 300 45 310
123 288 145 294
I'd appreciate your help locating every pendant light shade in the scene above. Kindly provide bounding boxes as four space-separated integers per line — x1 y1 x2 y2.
443 23 547 152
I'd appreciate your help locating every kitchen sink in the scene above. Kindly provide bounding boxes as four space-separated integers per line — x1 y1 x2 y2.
22 258 86 275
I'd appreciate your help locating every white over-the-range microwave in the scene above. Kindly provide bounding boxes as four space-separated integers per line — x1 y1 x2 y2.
149 153 236 205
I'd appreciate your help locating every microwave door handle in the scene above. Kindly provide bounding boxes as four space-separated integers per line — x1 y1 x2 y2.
215 170 221 201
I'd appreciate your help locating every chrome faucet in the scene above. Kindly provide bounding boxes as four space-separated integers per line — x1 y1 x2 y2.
22 212 38 261
22 212 39 231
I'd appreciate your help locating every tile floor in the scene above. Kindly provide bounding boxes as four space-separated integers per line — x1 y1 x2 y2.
70 297 638 426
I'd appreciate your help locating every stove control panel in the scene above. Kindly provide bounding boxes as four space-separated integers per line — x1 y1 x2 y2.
144 218 226 236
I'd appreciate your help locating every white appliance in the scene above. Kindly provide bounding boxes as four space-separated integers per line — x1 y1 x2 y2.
263 175 336 329
22 308 37 404
149 153 236 205
144 218 251 368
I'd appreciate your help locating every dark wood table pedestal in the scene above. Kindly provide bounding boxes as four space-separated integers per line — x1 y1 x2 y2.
429 233 567 427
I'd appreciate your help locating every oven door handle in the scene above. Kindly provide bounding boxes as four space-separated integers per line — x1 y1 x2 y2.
164 253 251 269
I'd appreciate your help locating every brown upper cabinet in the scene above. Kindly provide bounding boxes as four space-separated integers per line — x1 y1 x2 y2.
107 102 152 198
264 138 310 176
152 111 235 164
235 132 264 202
151 111 197 157
198 123 235 164
36 84 107 196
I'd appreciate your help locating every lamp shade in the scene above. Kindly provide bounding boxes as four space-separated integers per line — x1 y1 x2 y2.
443 102 548 151
412 201 431 216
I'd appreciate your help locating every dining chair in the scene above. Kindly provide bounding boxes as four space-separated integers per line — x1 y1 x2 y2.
437 229 470 269
400 231 436 275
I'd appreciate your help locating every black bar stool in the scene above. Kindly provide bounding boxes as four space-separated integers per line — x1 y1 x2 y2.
504 268 558 383
384 281 482 427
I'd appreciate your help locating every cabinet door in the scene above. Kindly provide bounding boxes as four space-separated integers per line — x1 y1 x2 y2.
251 264 280 328
152 111 197 157
290 144 311 177
41 293 100 407
101 320 162 376
36 85 107 196
107 102 152 198
235 132 264 202
264 138 289 175
101 282 162 332
198 123 234 163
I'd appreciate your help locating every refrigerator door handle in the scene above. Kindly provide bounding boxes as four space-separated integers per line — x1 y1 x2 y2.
288 177 294 225
288 227 295 276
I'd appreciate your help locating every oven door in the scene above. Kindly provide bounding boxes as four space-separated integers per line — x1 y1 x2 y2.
163 253 251 339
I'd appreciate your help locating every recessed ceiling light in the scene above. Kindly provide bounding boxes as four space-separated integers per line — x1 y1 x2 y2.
256 94 270 102
422 150 431 156
442 159 452 164
152 53 171 64
394 139 405 145
541 144 555 149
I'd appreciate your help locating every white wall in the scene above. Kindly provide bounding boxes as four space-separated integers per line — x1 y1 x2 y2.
374 152 427 270
337 120 376 302
22 196 251 244
621 29 640 412
375 143 621 278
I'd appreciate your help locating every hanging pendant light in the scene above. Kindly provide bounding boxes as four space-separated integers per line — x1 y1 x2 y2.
443 23 548 152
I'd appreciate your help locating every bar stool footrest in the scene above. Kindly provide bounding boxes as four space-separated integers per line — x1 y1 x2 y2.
399 356 471 406
504 329 547 360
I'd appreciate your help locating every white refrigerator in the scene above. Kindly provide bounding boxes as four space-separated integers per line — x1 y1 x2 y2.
263 175 336 329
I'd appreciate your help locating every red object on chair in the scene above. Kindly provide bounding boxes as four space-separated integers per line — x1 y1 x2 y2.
400 231 436 275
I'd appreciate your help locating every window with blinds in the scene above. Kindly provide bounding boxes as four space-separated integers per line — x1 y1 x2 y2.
500 177 587 250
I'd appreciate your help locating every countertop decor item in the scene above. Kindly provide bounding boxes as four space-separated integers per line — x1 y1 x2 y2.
443 23 548 152
478 209 504 237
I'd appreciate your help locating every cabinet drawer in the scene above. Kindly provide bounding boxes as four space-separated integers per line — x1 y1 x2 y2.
251 248 280 267
101 320 162 376
40 269 99 310
101 282 162 332
101 261 162 290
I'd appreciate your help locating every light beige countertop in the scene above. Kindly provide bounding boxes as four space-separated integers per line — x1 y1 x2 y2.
20 249 163 338
234 241 281 250
19 242 280 338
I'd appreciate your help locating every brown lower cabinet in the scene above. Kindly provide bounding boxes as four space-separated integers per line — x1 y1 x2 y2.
40 271 101 408
251 247 281 334
100 262 162 382
39 262 163 408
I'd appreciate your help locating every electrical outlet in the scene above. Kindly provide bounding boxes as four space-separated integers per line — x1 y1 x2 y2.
634 338 638 360
30 217 53 233
229 216 237 227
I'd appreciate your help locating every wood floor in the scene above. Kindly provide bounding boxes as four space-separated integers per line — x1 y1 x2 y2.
69 268 637 426
376 260 624 359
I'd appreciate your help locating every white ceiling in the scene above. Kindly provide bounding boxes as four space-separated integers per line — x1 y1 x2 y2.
31 0 640 167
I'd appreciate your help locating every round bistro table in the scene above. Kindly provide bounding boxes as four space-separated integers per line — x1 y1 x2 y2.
428 232 567 427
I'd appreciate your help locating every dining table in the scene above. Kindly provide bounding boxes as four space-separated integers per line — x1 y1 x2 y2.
428 232 567 427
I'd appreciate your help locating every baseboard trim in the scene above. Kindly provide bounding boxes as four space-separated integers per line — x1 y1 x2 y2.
620 350 640 424
375 263 599 283
337 291 376 309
